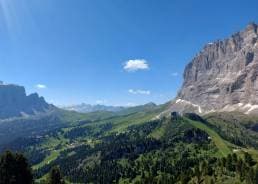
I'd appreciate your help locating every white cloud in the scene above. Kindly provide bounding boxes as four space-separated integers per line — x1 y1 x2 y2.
128 89 151 95
171 72 178 76
35 84 47 89
123 59 149 72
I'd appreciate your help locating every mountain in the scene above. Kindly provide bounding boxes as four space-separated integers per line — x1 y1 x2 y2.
168 23 258 114
0 82 53 119
62 103 126 113
62 102 159 114
3 24 258 184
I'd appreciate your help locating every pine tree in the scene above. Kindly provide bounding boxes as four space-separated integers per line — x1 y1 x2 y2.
254 165 258 184
0 151 33 184
180 173 189 184
47 166 65 184
244 152 255 167
226 154 233 171
200 161 208 175
209 177 215 184
246 167 255 184
194 165 201 184
221 157 226 168
236 158 244 181
232 153 238 171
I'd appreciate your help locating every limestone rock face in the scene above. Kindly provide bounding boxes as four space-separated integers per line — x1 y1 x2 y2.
0 83 53 119
170 23 258 114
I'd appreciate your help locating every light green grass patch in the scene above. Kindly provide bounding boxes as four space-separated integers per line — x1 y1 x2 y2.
186 118 231 156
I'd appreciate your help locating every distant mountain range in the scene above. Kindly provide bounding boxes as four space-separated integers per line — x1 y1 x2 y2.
0 82 53 119
61 103 127 113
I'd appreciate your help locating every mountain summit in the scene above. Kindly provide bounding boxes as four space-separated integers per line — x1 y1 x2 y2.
0 82 53 119
168 23 258 114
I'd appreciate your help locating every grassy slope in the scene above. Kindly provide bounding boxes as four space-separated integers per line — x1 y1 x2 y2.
187 116 258 160
186 118 231 156
33 133 68 170
33 150 60 170
32 104 168 171
150 116 232 156
204 112 258 160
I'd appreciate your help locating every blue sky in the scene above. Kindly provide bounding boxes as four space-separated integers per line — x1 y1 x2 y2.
0 0 258 106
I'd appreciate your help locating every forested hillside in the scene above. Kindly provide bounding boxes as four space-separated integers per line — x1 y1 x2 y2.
2 108 258 183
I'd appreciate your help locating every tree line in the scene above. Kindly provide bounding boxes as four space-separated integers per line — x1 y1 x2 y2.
0 151 64 184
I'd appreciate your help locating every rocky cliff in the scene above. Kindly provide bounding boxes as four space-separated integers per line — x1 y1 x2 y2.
0 83 53 119
169 23 258 114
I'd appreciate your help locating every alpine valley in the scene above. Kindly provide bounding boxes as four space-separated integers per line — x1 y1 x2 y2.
2 23 258 184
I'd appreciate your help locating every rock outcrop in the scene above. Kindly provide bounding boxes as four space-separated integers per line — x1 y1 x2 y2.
0 82 53 119
169 23 258 114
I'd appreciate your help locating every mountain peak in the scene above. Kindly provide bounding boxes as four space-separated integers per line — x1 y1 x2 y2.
0 82 53 119
62 103 125 113
144 102 156 107
245 22 257 32
167 23 258 114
